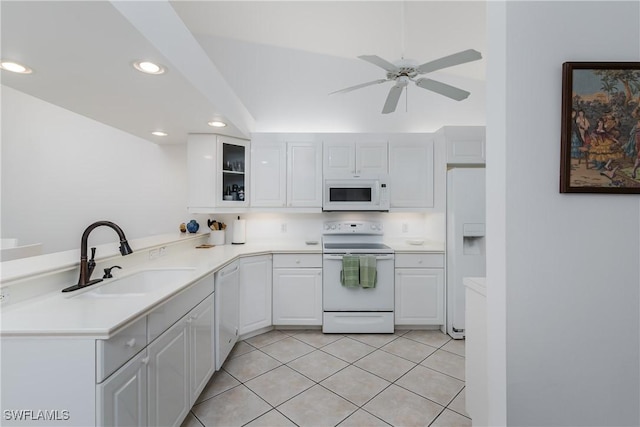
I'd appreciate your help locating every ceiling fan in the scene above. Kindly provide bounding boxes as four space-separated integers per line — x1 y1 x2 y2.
330 49 482 114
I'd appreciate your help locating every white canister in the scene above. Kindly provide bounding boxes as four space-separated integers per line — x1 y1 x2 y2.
209 230 225 246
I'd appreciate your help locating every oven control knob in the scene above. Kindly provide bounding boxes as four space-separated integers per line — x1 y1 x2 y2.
324 224 330 230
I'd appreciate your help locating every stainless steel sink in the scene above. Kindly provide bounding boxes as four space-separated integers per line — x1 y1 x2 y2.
74 268 196 298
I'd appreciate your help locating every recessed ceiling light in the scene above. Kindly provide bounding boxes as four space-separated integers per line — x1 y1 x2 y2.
0 61 32 74
207 121 227 128
133 61 165 75
151 131 168 137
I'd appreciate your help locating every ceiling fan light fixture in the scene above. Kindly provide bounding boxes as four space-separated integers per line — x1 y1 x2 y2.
133 61 165 75
207 120 226 128
0 60 32 74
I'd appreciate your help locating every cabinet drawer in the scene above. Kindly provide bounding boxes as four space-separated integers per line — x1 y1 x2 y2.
147 273 214 343
97 317 147 383
273 254 322 268
395 253 444 268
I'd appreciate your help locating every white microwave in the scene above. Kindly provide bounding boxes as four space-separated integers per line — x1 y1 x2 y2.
323 175 390 211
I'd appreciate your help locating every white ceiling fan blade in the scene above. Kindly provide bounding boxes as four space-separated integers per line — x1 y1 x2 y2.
358 55 399 73
416 49 482 74
329 79 389 95
415 78 470 101
382 84 404 114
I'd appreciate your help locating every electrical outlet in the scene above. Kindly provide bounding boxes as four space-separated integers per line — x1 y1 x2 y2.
281 223 287 233
149 248 159 260
402 223 409 233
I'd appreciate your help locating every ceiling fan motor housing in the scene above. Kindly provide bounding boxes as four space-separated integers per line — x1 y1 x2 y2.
387 67 418 81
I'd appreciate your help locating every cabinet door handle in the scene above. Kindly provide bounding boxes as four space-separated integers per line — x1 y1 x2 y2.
220 264 239 277
295 259 300 264
418 260 423 264
125 338 136 348
141 356 149 366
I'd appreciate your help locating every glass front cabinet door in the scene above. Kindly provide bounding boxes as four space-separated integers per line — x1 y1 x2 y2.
187 134 250 211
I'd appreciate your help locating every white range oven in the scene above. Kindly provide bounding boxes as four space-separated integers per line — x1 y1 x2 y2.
322 221 395 333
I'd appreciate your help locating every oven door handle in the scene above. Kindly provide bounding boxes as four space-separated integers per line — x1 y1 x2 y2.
323 254 394 261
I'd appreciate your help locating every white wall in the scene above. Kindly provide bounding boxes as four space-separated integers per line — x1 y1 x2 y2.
195 212 444 246
1 86 190 254
487 1 640 426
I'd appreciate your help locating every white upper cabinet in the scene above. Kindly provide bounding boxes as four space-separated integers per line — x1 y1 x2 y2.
389 139 435 208
218 136 250 207
187 135 217 210
323 141 388 176
287 142 322 207
356 142 388 174
438 126 486 165
251 139 322 209
187 134 250 212
251 142 287 207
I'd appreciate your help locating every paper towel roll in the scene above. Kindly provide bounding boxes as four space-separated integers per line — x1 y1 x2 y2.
232 219 246 244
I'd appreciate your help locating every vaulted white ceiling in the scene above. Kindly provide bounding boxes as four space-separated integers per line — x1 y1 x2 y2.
1 1 486 143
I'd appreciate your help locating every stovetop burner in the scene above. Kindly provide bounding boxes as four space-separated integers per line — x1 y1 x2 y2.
322 221 394 254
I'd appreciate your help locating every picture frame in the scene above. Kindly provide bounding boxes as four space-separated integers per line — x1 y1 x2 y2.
560 62 640 193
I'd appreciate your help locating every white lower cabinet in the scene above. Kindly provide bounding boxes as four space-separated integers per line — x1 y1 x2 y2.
97 349 148 427
96 274 215 427
215 260 240 369
272 254 322 325
394 253 445 325
189 296 216 405
239 255 272 335
147 317 190 427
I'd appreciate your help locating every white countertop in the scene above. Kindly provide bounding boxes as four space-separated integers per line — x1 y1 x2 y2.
464 277 486 296
0 236 443 339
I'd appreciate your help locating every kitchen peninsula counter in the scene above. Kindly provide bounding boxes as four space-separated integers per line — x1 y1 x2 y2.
0 235 320 339
1 234 443 339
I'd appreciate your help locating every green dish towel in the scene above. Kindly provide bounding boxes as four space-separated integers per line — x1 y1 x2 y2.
359 255 377 288
341 255 360 288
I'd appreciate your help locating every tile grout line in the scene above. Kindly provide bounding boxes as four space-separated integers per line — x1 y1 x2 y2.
445 386 472 420
191 330 467 427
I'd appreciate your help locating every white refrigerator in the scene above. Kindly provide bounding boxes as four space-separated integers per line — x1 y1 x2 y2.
446 167 486 339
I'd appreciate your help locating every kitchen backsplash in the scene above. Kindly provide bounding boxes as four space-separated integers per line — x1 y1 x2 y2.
192 212 445 244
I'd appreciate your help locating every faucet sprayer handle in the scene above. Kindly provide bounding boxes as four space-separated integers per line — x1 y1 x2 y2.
103 265 122 279
87 247 97 275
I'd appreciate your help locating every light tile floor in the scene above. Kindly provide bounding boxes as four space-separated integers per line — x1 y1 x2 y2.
183 329 471 427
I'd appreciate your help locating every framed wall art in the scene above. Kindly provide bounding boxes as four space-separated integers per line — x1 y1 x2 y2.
560 62 640 193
